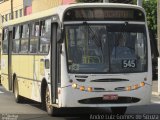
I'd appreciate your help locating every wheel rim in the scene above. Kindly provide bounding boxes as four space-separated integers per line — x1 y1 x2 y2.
45 87 51 111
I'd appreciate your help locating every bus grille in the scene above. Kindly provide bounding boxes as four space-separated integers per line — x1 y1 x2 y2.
78 97 140 104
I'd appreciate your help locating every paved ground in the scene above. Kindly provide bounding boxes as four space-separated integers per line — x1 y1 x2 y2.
152 80 158 92
0 84 160 120
152 80 160 97
0 86 46 114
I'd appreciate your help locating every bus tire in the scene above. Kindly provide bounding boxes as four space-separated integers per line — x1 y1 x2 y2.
44 85 57 116
13 78 23 103
111 107 127 115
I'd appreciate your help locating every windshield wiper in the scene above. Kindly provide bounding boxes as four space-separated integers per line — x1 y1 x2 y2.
83 21 102 48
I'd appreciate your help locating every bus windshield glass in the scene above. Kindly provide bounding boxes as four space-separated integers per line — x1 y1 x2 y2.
65 23 147 73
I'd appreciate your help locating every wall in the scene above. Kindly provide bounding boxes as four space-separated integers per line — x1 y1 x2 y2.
32 0 60 13
32 0 76 13
0 0 24 21
62 0 75 4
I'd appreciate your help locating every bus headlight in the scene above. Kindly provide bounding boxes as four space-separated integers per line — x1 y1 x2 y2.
72 83 77 89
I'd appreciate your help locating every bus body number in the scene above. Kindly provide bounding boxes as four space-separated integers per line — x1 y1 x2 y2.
122 59 136 68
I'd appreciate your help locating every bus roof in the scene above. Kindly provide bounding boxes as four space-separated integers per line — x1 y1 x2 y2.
2 3 145 27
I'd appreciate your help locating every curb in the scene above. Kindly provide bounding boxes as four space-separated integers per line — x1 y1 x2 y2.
152 91 160 96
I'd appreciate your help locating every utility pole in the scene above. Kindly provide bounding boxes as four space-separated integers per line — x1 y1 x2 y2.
11 0 14 19
103 0 109 3
157 0 160 95
137 0 142 6
158 0 160 53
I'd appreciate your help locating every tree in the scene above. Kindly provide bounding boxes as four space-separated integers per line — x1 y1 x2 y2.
143 0 157 36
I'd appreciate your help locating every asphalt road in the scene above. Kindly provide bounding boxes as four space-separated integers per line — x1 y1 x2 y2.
0 86 160 120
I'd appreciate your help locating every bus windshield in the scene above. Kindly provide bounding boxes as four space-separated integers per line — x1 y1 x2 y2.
65 23 147 73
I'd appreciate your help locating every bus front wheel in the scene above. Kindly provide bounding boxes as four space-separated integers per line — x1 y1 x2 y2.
13 78 23 103
45 85 56 116
111 107 127 115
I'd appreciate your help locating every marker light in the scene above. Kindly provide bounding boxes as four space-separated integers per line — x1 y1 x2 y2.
69 79 73 83
140 82 145 87
80 86 85 91
133 84 139 90
144 77 147 81
126 86 131 91
72 84 77 89
88 87 93 92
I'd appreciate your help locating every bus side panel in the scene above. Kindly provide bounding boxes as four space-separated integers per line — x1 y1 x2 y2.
16 55 29 98
28 55 34 100
1 55 9 90
28 55 44 102
12 55 20 78
11 54 46 102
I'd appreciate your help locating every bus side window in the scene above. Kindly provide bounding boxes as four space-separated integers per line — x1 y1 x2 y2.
2 28 8 54
39 19 51 53
20 24 29 53
12 26 20 53
30 21 39 53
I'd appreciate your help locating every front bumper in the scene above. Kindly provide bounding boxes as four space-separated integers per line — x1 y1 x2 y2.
58 84 151 108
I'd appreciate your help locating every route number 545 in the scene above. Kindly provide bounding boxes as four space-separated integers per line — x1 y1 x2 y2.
122 59 136 68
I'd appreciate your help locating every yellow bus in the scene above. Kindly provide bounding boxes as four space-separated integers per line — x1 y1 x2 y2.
1 3 152 115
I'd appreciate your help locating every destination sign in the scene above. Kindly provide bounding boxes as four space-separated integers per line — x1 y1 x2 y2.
64 8 144 21
104 10 133 19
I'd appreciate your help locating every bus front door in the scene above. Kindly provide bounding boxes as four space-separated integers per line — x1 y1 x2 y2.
8 29 13 91
50 23 60 104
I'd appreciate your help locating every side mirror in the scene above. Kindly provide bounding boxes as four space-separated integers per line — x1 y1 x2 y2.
57 29 64 44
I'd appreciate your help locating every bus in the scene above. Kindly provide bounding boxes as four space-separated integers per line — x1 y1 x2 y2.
1 3 152 115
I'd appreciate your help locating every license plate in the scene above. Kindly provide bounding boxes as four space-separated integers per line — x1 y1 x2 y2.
103 94 118 101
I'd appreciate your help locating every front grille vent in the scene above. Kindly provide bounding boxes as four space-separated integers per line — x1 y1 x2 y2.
91 79 129 82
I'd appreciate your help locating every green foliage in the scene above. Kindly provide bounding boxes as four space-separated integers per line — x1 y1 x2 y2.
133 0 137 4
143 0 157 36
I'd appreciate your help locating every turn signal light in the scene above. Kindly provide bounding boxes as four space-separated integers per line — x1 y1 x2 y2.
133 84 139 90
80 86 85 91
140 82 145 87
126 86 131 91
72 84 77 89
88 87 93 92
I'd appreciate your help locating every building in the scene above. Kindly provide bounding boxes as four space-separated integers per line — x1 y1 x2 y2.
0 0 75 42
0 0 32 45
0 0 75 31
0 0 32 23
0 0 24 23
32 0 75 13
0 0 30 36
0 0 22 51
